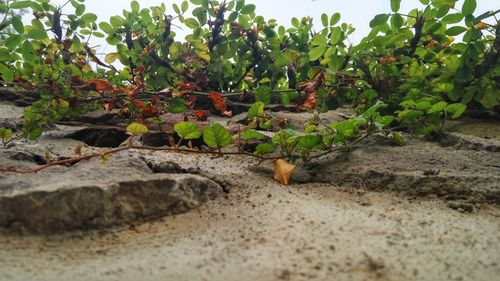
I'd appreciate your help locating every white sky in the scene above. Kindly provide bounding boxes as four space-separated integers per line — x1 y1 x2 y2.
45 0 497 52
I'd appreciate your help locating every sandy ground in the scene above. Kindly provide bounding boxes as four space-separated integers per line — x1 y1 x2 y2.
1 152 499 281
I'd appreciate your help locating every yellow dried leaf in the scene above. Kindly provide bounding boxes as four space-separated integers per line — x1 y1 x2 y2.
74 144 82 156
273 159 296 185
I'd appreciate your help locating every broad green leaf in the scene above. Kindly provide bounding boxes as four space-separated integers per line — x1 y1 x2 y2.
321 13 328 27
391 132 406 146
104 53 119 64
419 0 430 5
0 128 13 141
297 135 323 150
9 1 31 9
462 0 476 16
370 14 389 28
390 0 401 12
110 16 125 28
248 102 265 119
428 101 448 114
127 122 149 136
391 14 404 29
184 18 199 28
26 126 43 140
445 26 467 36
174 121 202 140
27 28 47 40
330 13 341 26
0 63 14 82
181 0 188 13
255 86 271 105
99 22 114 34
12 17 24 34
254 143 276 155
446 103 467 119
241 129 265 140
441 13 464 24
81 13 98 23
203 124 233 149
330 27 342 44
238 14 252 29
131 1 140 12
308 45 326 61
240 4 256 14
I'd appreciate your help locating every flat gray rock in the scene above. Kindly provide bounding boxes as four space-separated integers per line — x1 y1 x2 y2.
310 135 500 204
0 151 222 234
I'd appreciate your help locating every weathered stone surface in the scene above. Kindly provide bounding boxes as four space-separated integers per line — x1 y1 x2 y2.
0 151 222 234
311 134 500 203
0 87 39 106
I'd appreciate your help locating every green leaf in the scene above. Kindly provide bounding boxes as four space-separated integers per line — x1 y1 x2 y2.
9 1 31 9
441 13 464 24
168 97 188 113
445 26 467 36
330 27 342 44
330 13 341 26
321 13 328 27
11 17 24 34
248 102 265 119
75 4 86 16
174 121 202 140
391 132 406 146
240 4 256 14
254 143 276 155
255 86 271 105
104 53 119 64
238 14 252 29
81 13 98 23
181 0 189 13
462 0 476 16
370 14 389 28
127 122 149 136
311 33 327 46
203 124 233 149
27 28 47 40
308 45 326 61
419 0 430 5
5 35 22 49
390 0 401 12
241 129 265 141
131 1 140 12
428 101 448 114
391 14 404 29
0 127 13 141
446 103 466 119
110 16 125 28
0 63 13 82
297 135 323 150
26 126 43 140
99 22 114 34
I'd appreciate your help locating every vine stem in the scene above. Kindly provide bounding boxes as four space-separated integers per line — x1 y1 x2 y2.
0 130 375 174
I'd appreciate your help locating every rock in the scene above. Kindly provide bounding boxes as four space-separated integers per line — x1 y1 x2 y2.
311 134 500 204
0 151 222 234
433 131 500 152
0 87 39 106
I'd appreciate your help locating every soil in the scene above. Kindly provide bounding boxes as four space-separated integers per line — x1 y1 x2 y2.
0 99 499 281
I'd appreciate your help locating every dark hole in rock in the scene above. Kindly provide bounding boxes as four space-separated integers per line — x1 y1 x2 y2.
147 160 183 174
67 127 129 147
8 151 47 165
141 131 205 149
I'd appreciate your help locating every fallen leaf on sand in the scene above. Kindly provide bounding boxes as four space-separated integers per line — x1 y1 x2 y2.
274 159 296 185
